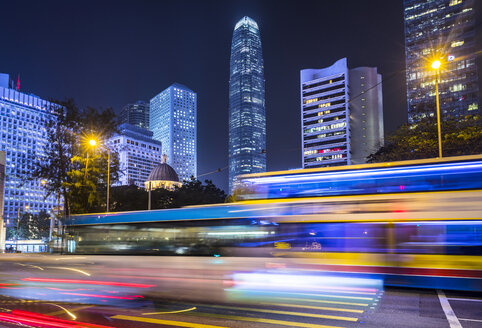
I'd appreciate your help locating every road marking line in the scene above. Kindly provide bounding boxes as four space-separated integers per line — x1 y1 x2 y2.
111 315 228 328
459 318 482 323
47 267 91 276
199 304 358 322
263 302 364 313
194 312 343 328
274 297 369 307
226 289 374 301
448 298 482 303
143 307 197 315
437 290 462 328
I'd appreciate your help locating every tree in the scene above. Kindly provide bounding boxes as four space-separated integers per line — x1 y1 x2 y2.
18 211 50 240
32 100 120 215
368 115 482 163
107 179 227 212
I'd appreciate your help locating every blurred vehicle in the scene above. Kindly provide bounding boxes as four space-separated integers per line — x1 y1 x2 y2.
63 155 482 291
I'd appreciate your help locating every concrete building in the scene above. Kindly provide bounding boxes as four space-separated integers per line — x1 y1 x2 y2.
301 58 384 168
150 83 197 182
404 0 479 123
228 16 266 193
119 101 150 130
107 123 162 188
0 73 58 222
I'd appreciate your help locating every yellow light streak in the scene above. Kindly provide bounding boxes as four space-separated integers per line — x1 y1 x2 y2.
45 303 76 320
143 307 197 315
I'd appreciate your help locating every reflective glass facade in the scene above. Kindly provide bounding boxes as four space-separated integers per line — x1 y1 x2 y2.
404 0 479 123
119 101 150 130
0 74 58 222
150 83 197 182
229 16 266 192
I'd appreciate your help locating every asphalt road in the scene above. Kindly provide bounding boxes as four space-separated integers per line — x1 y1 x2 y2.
0 254 480 328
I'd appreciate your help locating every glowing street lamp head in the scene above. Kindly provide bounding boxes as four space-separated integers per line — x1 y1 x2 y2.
431 60 441 70
89 139 97 146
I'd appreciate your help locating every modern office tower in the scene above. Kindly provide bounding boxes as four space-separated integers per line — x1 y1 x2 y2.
107 123 162 188
404 0 479 123
301 58 384 168
0 73 58 221
0 151 5 252
119 101 150 130
229 16 266 192
150 83 197 182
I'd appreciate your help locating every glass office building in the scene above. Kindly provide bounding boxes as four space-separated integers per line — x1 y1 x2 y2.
0 73 58 222
404 0 479 123
229 16 266 192
150 83 197 182
301 58 384 168
119 101 150 130
107 123 162 188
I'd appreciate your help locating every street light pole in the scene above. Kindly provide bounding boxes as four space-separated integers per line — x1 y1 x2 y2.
107 148 110 212
432 60 443 158
89 138 111 213
15 205 28 252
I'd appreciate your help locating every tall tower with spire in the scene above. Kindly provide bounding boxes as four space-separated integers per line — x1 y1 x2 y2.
228 16 266 193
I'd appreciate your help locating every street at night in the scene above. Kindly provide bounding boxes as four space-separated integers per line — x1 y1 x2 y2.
0 254 481 328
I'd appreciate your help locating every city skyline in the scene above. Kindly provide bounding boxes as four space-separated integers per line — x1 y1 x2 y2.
1 0 479 192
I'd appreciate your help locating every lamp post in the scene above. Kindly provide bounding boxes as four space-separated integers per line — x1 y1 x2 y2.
431 59 443 158
89 139 111 212
15 205 28 252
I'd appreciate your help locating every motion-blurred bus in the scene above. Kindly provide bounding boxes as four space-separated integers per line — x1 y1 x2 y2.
64 155 482 290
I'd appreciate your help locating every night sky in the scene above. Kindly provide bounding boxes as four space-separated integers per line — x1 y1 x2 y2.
0 0 408 193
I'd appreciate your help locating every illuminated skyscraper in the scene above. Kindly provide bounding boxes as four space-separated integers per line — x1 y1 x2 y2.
0 73 58 221
301 58 384 168
119 101 150 130
404 0 479 123
150 83 197 182
229 16 266 192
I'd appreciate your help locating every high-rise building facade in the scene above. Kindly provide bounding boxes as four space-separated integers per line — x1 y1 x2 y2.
301 58 384 168
150 83 197 182
0 73 58 221
119 101 150 130
107 123 162 188
229 16 266 192
404 0 479 123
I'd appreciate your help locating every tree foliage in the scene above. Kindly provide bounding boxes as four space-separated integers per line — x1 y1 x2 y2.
32 99 120 215
6 211 50 240
368 115 482 163
109 179 227 212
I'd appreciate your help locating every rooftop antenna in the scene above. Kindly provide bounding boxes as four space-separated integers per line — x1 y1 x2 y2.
16 74 20 91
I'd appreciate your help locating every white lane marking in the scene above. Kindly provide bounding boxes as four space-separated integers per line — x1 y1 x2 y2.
448 298 482 303
459 318 482 323
437 290 462 328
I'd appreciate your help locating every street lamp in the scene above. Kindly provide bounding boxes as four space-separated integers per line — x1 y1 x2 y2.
89 139 111 212
431 59 443 158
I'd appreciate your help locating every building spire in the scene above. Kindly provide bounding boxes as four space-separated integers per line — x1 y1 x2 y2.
161 153 167 164
16 74 20 91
